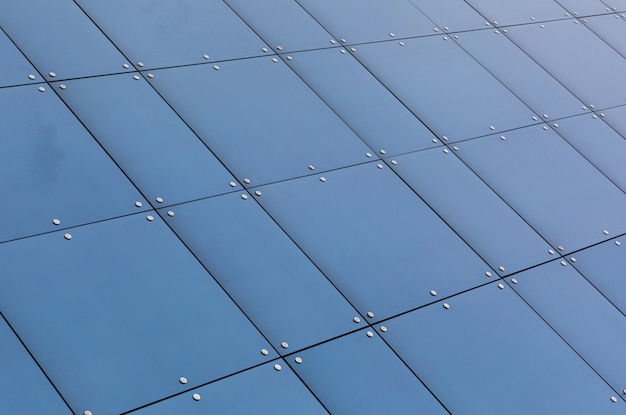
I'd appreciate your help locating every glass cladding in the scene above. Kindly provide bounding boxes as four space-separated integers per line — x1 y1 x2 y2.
3 1 626 413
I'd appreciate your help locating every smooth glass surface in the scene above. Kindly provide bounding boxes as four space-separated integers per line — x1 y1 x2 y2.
149 57 372 186
584 14 626 57
409 0 492 32
355 36 537 142
160 193 363 352
0 0 127 80
0 318 71 415
555 112 626 193
76 0 268 70
601 105 626 139
298 0 437 43
134 362 328 415
392 148 553 274
457 124 626 253
255 162 490 320
383 283 625 414
465 0 569 25
0 85 146 243
287 47 439 156
511 259 626 394
0 30 38 88
0 215 273 415
225 0 335 53
506 19 626 109
290 330 448 415
570 239 626 315
54 73 235 206
456 28 586 119
555 0 612 16
602 0 626 12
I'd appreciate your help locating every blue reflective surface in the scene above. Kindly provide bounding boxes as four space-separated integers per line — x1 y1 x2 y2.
0 30 38 88
466 0 569 25
556 0 612 16
601 105 626 139
583 14 626 57
410 0 492 32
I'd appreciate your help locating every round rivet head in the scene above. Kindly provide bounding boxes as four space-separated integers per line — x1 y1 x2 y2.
295 357 303 364
38 87 45 92
135 201 142 207
330 40 336 44
350 48 356 52
262 47 268 52
147 73 154 78
274 364 282 371
377 164 383 169
261 349 269 355
308 165 315 170
380 149 386 155
213 65 220 70
203 54 209 59
543 126 548 130
49 72 56 77
133 75 140 80
340 38 346 43
146 215 154 221
548 249 555 255
241 194 248 200
558 246 564 251
367 311 374 318
499 266 505 272
123 63 130 69
570 257 576 262
353 317 360 323
64 233 72 240
500 135 506 140
443 149 449 154
137 62 144 67
167 211 174 217
389 32 395 37
276 46 283 51
611 396 617 403
340 49 346 54
485 271 492 277
281 342 288 349
320 177 326 182
366 331 374 337
399 41 405 46
430 290 437 296
179 377 188 384
560 261 567 266
498 283 504 289
255 191 262 196
443 303 450 309
229 181 236 187
28 74 35 80
60 84 66 90
532 116 538 121
603 230 609 235
489 125 495 130
366 152 372 158
511 278 518 284
272 58 278 63
380 326 387 332
192 393 201 401
454 34 459 39
616 241 621 246
156 197 164 203
453 146 459 151
52 219 61 225
84 411 92 415
244 178 251 184
391 160 397 165
287 56 292 60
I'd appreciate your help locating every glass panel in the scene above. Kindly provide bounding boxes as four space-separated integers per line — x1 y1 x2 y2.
506 19 626 109
287 47 439 156
554 112 626 193
583 14 626 57
0 0 128 80
0 30 39 88
409 0 493 32
76 0 268 69
456 28 587 119
298 0 437 44
0 85 146 243
570 238 626 315
355 35 538 142
510 259 626 394
0 215 274 415
383 283 625 414
289 330 448 415
224 0 335 53
0 317 71 415
465 0 569 26
159 193 364 352
53 73 235 206
134 362 328 415
149 57 372 186
602 0 626 12
392 147 553 274
254 162 491 320
600 105 626 139
457 124 626 253
555 0 612 16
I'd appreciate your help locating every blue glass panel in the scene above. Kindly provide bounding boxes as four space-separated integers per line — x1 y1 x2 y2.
159 193 363 352
76 0 268 69
583 15 626 57
602 0 626 12
570 238 626 315
149 57 372 186
510 259 626 394
0 0 127 80
298 0 437 44
224 0 335 53
0 215 274 415
0 30 38 88
457 124 626 253
355 36 537 142
289 330 448 415
465 0 569 26
254 162 490 320
392 147 553 274
287 47 438 156
0 318 71 415
506 19 626 109
456 28 587 119
555 0 612 16
0 85 146 243
409 0 493 32
383 283 625 414
53 74 235 206
601 105 626 139
134 362 328 415
554 112 626 193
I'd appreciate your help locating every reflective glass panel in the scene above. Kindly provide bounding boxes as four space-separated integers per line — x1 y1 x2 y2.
457 124 626 253
600 105 626 139
409 0 493 32
0 318 71 415
465 0 569 25
355 36 537 142
0 85 145 243
383 283 625 414
0 0 127 80
287 47 438 156
511 259 626 394
290 330 448 415
583 14 626 57
255 162 490 320
54 74 235 206
555 0 612 16
506 19 626 109
392 147 553 274
456 28 586 119
0 215 273 415
149 57 372 186
225 0 335 53
76 0 268 69
0 30 38 88
160 193 363 352
602 0 626 12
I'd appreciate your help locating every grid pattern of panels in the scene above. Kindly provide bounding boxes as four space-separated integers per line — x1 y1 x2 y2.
2 1 626 414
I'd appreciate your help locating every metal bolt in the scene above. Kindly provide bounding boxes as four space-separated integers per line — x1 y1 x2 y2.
167 211 174 217
135 201 142 207
616 241 621 246
611 396 617 403
549 249 555 255
274 364 282 371
28 74 35 80
213 65 220 70
179 377 188 384
340 39 346 43
261 349 269 355
244 178 251 184
511 278 518 284
353 317 360 323
272 58 278 63
308 165 315 170
391 160 397 165
330 40 336 44
399 41 405 46
123 64 130 69
52 219 61 225
241 194 248 200
281 342 288 349
389 33 395 37
255 191 262 196
430 290 437 296
499 266 505 272
133 75 140 80
432 138 438 143
38 87 45 92
146 215 154 221
490 126 495 130
156 197 163 203
561 261 567 266
380 326 387 332
320 177 326 182
532 116 538 121
498 283 504 289
443 149 449 154
340 49 346 54
558 246 564 251
366 152 372 158
543 126 548 130
350 48 356 52
570 257 576 262
84 411 92 415
603 230 609 235
203 54 209 59
262 48 268 52
60 84 66 89
367 311 374 318
295 357 302 364
453 35 459 39
543 114 549 119
49 72 56 77
500 135 506 140
192 393 201 401
64 233 72 240
485 271 492 277
442 136 448 141
287 56 292 60
137 62 144 67
443 303 450 309
229 182 236 187
366 331 373 337
453 146 459 151
377 164 383 169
